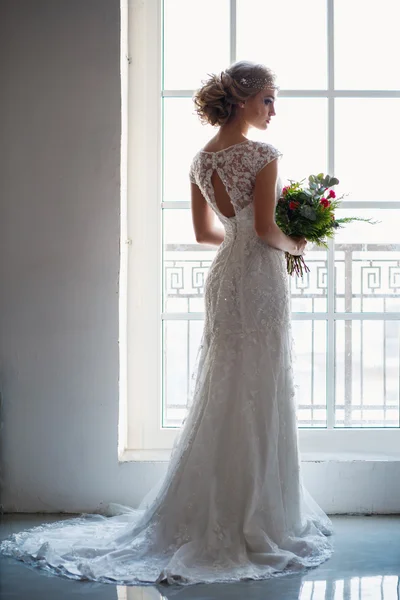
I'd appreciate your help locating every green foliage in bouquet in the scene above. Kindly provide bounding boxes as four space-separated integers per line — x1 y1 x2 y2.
275 173 377 277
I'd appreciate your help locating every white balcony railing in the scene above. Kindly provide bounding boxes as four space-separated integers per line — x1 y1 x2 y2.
162 244 400 429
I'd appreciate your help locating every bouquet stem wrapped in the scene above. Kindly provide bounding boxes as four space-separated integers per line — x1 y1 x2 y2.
275 173 377 277
286 252 310 278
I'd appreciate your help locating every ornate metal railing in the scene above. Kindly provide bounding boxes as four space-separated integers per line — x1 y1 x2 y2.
163 244 400 428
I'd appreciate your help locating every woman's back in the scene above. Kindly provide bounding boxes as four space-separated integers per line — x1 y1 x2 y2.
189 139 283 221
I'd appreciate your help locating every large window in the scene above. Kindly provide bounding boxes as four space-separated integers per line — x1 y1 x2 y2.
122 0 400 460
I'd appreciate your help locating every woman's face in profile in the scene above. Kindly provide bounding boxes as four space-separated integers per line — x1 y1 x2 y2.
244 88 277 131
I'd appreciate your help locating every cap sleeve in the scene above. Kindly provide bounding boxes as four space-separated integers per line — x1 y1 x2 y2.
254 143 283 176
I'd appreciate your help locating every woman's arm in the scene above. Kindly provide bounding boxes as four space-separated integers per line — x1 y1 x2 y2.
253 158 302 254
190 182 225 246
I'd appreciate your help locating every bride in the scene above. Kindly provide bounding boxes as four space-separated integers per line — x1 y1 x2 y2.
0 60 334 586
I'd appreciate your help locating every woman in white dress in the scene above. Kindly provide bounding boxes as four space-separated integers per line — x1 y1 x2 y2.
0 61 333 586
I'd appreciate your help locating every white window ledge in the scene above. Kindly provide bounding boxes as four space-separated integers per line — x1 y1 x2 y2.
120 449 172 462
302 452 400 462
119 449 400 464
120 429 400 463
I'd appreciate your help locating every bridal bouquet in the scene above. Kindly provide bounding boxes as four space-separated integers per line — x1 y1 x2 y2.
275 173 376 277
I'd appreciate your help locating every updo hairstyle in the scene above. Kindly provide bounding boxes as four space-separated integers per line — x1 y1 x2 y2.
193 60 278 127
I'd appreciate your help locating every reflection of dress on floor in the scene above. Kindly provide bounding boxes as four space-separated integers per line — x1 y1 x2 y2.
0 139 333 585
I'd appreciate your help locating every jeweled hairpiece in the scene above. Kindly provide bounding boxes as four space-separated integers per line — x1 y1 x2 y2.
239 76 278 90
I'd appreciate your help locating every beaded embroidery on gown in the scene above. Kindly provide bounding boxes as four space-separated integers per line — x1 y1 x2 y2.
0 139 334 586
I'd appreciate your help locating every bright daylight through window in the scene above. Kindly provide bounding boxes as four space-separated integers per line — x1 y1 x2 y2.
123 0 400 458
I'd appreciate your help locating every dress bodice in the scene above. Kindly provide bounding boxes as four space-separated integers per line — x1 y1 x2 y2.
189 139 283 228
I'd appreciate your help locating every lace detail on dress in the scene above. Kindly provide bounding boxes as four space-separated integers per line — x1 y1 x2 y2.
189 140 283 218
0 139 334 586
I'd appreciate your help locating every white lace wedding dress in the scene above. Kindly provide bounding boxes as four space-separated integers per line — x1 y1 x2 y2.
0 139 333 586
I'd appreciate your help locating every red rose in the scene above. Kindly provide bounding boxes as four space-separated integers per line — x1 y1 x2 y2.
320 198 331 208
289 201 300 210
282 186 290 195
328 190 336 199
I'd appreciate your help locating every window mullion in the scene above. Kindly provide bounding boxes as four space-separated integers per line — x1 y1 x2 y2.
230 0 236 64
326 0 335 429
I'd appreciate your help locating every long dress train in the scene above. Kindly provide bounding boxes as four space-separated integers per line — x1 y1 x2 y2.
0 139 334 585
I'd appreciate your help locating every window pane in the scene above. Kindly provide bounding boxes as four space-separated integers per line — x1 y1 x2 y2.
267 98 328 185
335 0 400 90
334 209 400 313
335 99 400 202
163 319 204 427
163 0 230 90
292 320 327 427
163 209 217 313
163 98 214 202
335 320 400 427
237 0 327 89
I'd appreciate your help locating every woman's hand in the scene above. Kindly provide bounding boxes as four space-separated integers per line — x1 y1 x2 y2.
290 235 307 256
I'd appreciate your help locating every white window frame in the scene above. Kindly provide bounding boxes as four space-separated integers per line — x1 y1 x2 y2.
119 0 400 462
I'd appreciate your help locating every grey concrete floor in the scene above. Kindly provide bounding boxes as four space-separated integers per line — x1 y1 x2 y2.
1 514 400 599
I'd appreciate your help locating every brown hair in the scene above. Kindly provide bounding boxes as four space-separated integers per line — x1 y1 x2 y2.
193 60 278 127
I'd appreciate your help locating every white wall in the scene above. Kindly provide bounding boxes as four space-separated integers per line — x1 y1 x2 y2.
0 0 399 515
0 0 138 513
